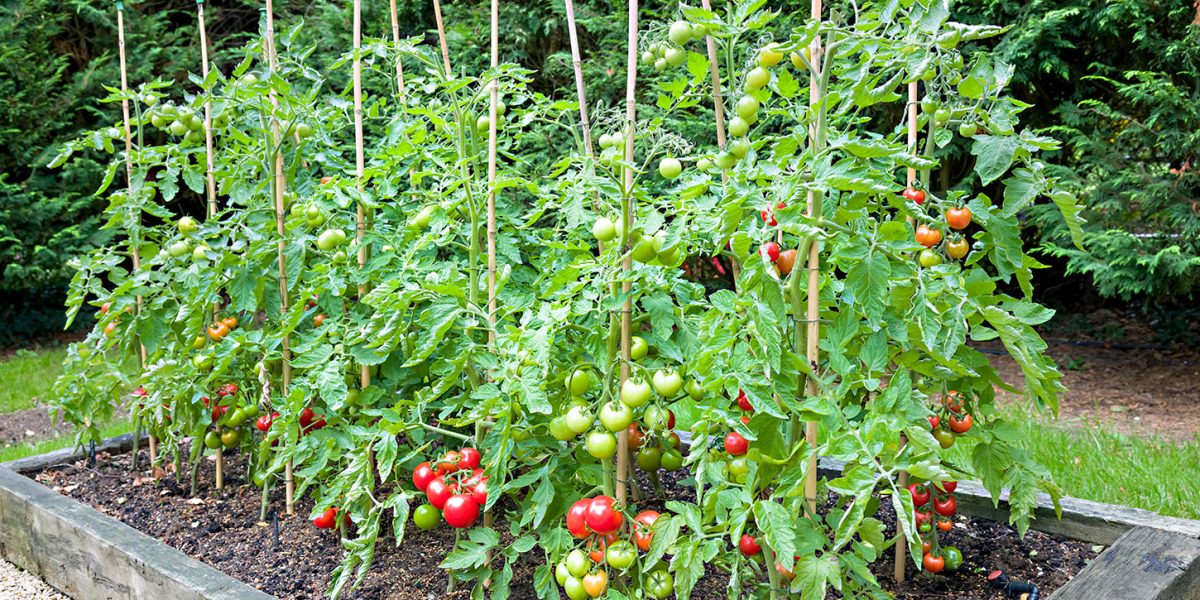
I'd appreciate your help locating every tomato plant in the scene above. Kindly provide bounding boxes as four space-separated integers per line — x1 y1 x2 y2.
49 0 1084 597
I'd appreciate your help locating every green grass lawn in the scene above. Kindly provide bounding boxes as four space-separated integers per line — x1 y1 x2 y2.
0 420 130 463
0 347 67 413
948 409 1200 521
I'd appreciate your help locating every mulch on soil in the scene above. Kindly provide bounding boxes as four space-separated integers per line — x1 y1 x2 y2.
32 448 1097 599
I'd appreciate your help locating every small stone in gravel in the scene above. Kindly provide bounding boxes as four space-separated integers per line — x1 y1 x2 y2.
0 560 68 600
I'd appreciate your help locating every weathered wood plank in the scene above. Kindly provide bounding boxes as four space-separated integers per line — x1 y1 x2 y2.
817 457 1200 545
0 466 272 600
2 432 146 474
1050 526 1200 600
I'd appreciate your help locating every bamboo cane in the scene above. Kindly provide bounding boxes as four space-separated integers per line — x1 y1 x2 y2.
116 2 149 472
195 0 222 487
563 0 594 158
353 0 368 391
802 0 822 519
894 80 919 583
615 0 638 506
432 0 452 72
388 0 406 99
263 0 294 514
482 0 500 546
699 0 739 281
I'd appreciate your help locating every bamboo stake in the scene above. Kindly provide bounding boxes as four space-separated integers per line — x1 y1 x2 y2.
196 0 221 487
387 0 406 99
699 0 739 282
563 0 593 158
353 0 369 392
894 80 919 583
802 0 822 519
432 0 452 72
116 1 149 472
615 0 638 506
483 0 500 544
264 0 294 514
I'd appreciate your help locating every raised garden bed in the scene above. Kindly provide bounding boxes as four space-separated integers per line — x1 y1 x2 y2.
9 439 1195 599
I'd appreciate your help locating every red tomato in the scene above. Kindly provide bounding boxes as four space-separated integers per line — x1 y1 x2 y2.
914 509 932 526
436 450 462 474
724 431 748 456
938 481 957 493
471 479 488 506
584 496 624 535
633 510 660 551
458 447 482 470
299 407 315 428
923 553 945 573
737 390 753 412
903 187 926 205
443 494 480 528
313 507 338 529
627 424 644 451
946 206 972 230
566 498 591 539
934 495 957 517
937 517 953 532
738 534 761 556
760 241 780 262
412 461 436 491
916 224 943 248
255 413 276 432
740 415 751 425
949 413 973 433
929 415 940 430
425 477 453 510
908 483 930 506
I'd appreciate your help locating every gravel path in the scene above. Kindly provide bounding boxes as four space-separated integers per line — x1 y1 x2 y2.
0 560 67 599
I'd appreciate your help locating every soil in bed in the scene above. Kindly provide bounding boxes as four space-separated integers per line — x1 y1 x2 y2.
32 448 1096 599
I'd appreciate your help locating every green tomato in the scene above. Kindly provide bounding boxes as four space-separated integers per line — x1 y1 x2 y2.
934 108 952 125
193 353 213 372
653 58 668 72
942 546 963 571
295 122 314 138
191 246 208 262
220 429 241 448
585 431 618 459
636 446 662 471
549 416 576 441
736 96 760 120
658 157 682 180
651 369 683 397
150 113 167 128
305 204 324 227
413 504 440 530
565 549 590 578
715 151 738 169
169 120 188 136
958 121 978 138
331 250 348 265
168 240 191 258
647 570 674 599
728 457 750 477
919 249 943 268
564 405 593 434
729 138 751 158
226 408 250 428
592 217 616 242
566 369 593 396
757 43 784 67
696 157 713 172
476 115 491 133
178 216 200 234
664 47 686 67
630 336 649 361
668 21 692 45
728 116 750 138
410 205 435 229
204 431 221 449
631 234 658 263
620 378 652 408
599 402 634 432
317 229 342 251
920 98 939 115
745 67 771 91
555 562 571 586
685 379 704 400
563 576 588 600
606 540 637 570
656 244 682 267
661 448 684 471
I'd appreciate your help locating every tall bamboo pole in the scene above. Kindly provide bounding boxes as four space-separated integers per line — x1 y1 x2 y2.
353 0 369 393
264 0 294 514
563 0 593 159
615 0 638 506
893 80 919 583
699 0 738 282
802 0 822 518
484 0 500 539
116 1 149 472
432 0 452 72
387 0 406 99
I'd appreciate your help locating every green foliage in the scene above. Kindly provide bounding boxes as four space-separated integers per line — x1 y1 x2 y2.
955 1 1200 302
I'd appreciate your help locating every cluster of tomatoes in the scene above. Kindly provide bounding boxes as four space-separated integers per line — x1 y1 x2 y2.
718 390 754 472
904 187 975 267
190 309 241 372
554 496 673 599
929 390 974 449
411 447 488 529
200 383 261 451
910 481 964 574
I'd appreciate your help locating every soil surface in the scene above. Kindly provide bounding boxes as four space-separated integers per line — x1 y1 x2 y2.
34 449 1097 599
0 406 61 448
982 310 1200 441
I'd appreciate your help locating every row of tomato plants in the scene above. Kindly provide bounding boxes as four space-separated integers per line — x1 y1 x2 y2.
51 0 1084 598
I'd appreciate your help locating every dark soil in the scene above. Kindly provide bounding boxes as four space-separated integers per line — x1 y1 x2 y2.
33 448 1097 599
0 406 61 448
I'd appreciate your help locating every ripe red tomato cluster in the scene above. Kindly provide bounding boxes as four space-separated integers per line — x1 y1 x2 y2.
255 411 280 432
299 406 327 434
909 480 961 573
903 187 926 206
736 389 753 424
555 494 670 599
411 447 488 529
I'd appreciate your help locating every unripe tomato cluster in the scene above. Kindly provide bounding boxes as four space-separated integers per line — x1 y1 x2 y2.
910 480 963 574
555 497 673 599
200 383 260 452
411 446 488 529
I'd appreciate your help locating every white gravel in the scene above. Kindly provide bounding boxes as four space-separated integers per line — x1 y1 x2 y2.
0 560 68 599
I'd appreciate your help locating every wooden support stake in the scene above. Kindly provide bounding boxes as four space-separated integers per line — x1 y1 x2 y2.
432 0 452 72
615 0 638 506
803 0 822 519
264 0 294 513
387 0 406 99
699 0 738 281
483 0 500 541
894 80 919 583
116 2 148 471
